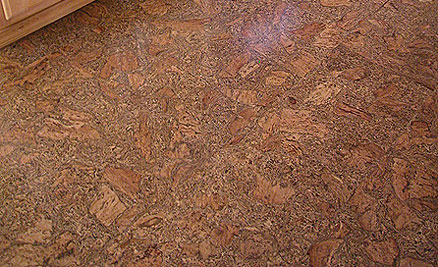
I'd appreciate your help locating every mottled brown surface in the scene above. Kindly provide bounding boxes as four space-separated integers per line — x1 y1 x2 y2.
0 0 437 266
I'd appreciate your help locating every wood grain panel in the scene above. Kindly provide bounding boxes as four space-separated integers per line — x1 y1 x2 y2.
0 0 95 48
2 0 62 23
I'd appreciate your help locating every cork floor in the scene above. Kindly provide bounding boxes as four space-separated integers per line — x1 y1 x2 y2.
0 0 437 266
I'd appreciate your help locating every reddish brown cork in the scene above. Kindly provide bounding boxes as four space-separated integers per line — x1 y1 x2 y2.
0 0 437 266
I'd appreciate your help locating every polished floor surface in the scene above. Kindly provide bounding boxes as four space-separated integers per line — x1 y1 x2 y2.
0 0 437 266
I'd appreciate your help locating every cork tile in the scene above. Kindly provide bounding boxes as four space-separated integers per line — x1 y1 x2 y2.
0 0 437 266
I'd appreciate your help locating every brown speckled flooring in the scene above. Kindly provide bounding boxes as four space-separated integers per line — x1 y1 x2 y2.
0 0 437 266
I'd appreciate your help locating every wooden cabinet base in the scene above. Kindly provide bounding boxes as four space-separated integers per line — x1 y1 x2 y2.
0 0 94 49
